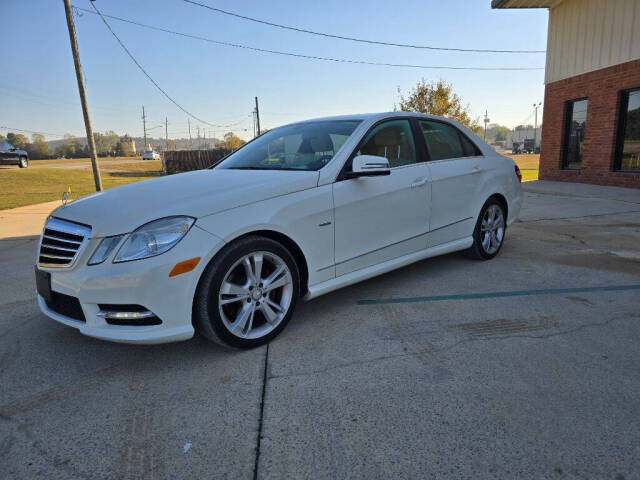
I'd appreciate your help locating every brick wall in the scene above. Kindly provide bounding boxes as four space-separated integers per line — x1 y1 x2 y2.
540 59 640 188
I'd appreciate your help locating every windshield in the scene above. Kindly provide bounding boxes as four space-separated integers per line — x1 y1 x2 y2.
217 120 362 171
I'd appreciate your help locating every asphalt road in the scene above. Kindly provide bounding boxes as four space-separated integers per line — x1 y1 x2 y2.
1 181 639 479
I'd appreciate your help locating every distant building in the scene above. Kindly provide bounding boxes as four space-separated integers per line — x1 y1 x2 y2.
493 0 640 187
507 127 542 150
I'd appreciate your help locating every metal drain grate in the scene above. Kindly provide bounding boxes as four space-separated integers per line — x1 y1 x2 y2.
453 317 558 337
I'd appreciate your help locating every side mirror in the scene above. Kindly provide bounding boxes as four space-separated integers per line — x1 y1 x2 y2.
346 155 390 179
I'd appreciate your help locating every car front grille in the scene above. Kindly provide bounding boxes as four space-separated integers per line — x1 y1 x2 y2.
38 217 91 268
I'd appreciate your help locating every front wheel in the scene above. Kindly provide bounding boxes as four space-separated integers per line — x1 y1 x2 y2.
193 236 300 348
18 157 28 168
467 198 506 260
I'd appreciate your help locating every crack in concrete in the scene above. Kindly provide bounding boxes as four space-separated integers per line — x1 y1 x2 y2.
253 343 269 480
266 315 638 381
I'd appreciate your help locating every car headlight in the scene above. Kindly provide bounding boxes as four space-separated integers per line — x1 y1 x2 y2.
88 235 124 265
113 216 195 263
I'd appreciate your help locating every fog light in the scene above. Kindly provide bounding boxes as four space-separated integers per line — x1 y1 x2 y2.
97 305 161 326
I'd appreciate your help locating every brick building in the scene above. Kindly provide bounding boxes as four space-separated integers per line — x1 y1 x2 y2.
493 0 640 188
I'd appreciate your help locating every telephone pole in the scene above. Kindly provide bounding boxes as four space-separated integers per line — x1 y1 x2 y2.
196 125 200 149
533 102 542 151
165 117 168 152
254 96 261 136
62 0 102 191
188 118 192 150
483 110 490 142
142 106 147 150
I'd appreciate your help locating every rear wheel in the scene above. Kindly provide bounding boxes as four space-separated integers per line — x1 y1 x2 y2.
18 157 28 168
467 198 506 260
193 236 300 348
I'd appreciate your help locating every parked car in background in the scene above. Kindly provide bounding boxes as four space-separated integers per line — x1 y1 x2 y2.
0 141 28 168
35 112 523 348
142 149 160 160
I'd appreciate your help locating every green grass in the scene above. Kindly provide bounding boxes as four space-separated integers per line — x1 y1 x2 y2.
504 153 539 182
0 164 163 210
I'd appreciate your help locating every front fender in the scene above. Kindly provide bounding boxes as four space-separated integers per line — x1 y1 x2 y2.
196 185 335 287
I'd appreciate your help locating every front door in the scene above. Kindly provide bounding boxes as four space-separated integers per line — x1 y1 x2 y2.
0 142 13 164
333 119 431 276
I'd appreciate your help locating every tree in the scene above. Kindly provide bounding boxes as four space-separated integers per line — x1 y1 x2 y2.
6 132 29 149
26 133 50 159
55 134 85 158
486 125 510 142
515 124 534 131
219 132 246 150
116 134 136 156
396 79 482 133
0 134 6 142
93 130 119 157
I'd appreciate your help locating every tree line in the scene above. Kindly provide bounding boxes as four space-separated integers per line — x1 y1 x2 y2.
0 130 246 159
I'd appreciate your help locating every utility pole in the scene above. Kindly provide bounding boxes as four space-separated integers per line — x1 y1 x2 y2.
196 125 200 149
483 110 490 142
62 0 102 191
533 102 542 151
188 118 192 150
254 96 261 136
142 106 147 150
165 117 168 152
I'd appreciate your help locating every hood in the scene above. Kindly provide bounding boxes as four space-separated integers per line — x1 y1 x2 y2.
52 168 319 237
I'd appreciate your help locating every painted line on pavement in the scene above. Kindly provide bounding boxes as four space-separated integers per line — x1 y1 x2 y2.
357 284 640 305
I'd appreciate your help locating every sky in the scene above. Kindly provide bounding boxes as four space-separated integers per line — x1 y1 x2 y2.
0 0 548 142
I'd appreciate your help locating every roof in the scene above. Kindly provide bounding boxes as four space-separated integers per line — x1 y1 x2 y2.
491 0 563 8
296 112 449 124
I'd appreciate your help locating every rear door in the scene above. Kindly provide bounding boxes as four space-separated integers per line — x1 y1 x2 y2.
418 120 485 246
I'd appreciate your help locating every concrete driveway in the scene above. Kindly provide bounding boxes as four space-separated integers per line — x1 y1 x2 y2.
1 181 639 479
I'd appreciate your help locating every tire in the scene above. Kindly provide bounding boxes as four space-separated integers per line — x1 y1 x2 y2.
193 235 300 348
466 198 506 260
18 157 28 168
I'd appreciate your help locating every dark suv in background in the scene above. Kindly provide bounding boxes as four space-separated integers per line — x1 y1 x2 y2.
0 141 28 168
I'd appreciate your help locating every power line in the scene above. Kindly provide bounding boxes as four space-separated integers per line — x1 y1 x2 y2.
86 2 240 128
73 6 543 71
0 125 75 138
183 0 545 54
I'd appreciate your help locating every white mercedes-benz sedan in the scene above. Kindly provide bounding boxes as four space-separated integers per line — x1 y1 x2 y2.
35 112 523 348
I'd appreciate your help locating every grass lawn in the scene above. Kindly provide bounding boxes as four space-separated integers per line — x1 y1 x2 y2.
0 160 164 210
504 153 539 182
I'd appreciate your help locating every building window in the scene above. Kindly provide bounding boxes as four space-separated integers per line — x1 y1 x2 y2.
614 89 640 172
562 99 588 170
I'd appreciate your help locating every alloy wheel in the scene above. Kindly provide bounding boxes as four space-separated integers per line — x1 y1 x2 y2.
480 204 505 255
218 251 293 340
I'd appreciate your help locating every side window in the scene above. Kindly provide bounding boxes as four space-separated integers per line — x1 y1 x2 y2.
460 132 481 156
356 120 416 168
420 120 478 160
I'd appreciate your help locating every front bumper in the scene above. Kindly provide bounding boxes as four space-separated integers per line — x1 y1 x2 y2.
36 225 225 344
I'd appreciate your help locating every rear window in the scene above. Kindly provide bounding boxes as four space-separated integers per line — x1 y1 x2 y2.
420 120 481 160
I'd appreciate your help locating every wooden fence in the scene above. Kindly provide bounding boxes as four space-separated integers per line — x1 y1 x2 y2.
163 149 231 174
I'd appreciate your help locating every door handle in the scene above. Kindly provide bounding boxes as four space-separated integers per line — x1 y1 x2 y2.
410 179 428 188
471 165 481 174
